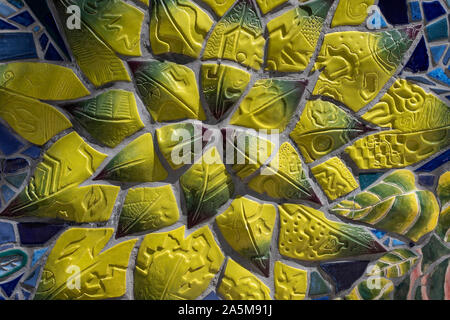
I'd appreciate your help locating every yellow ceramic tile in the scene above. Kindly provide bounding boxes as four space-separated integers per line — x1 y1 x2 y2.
332 0 375 27
218 258 271 300
200 0 235 16
311 157 359 201
312 28 418 112
0 89 72 145
0 62 89 100
266 0 332 72
274 261 307 300
134 225 224 300
35 228 137 300
203 0 266 70
138 0 149 5
363 79 450 132
117 185 180 237
150 0 213 58
256 0 288 14
278 204 385 261
216 197 276 276
437 172 450 242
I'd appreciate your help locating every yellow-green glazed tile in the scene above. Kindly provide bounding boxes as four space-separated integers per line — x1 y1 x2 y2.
256 0 288 14
230 79 306 132
346 278 393 300
274 261 308 300
312 27 419 112
332 0 375 27
180 147 234 228
150 0 213 58
156 123 203 170
117 185 180 238
311 157 359 201
437 172 450 242
95 133 168 183
203 0 265 70
138 0 149 5
279 203 386 261
201 64 251 121
216 197 276 276
134 225 224 300
330 170 440 242
0 89 72 146
266 0 332 72
218 258 271 300
248 142 320 204
129 60 206 122
346 128 449 169
290 99 371 163
200 0 235 16
35 228 136 300
368 248 419 279
363 79 450 132
0 62 89 100
53 0 131 87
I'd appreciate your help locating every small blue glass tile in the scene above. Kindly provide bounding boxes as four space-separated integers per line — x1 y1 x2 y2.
0 274 23 297
378 0 409 25
392 239 406 247
21 146 41 159
0 3 16 17
7 0 24 9
430 88 450 95
405 37 429 73
1 185 15 203
5 173 27 188
405 76 436 86
44 42 63 61
418 174 436 187
426 17 449 42
31 247 48 267
383 238 390 246
0 222 15 245
370 229 387 240
415 149 450 172
23 268 40 288
409 1 422 21
309 271 331 296
2 158 29 174
22 290 31 300
203 291 221 300
359 172 384 190
38 33 48 50
0 32 37 62
9 10 35 27
443 47 450 65
430 45 448 64
0 18 18 30
0 123 24 156
367 10 388 29
422 1 446 22
428 68 450 85
32 25 40 32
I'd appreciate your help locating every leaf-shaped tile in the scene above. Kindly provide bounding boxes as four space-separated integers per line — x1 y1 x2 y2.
312 27 420 112
0 62 89 100
330 170 440 242
216 197 276 276
274 261 308 300
248 142 320 204
311 157 359 201
256 0 288 14
134 225 224 300
345 277 394 300
230 79 306 132
117 185 179 238
200 0 235 16
65 90 144 148
129 60 206 121
201 64 251 121
367 248 419 279
34 228 137 300
95 133 168 183
53 0 131 87
180 147 234 228
332 0 375 27
0 89 72 145
437 172 450 242
290 99 372 163
150 0 213 58
279 203 386 261
203 0 266 70
266 0 332 72
0 249 27 279
218 258 271 300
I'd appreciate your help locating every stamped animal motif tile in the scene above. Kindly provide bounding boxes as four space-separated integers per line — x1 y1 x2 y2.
218 258 271 300
134 225 224 300
216 197 276 276
332 0 376 27
279 203 386 261
437 172 450 242
199 0 235 16
255 0 288 14
274 261 308 300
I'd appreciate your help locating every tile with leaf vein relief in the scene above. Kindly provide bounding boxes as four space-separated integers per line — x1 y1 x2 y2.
274 261 308 300
199 0 235 16
437 172 450 242
255 0 288 14
331 0 375 27
346 277 394 300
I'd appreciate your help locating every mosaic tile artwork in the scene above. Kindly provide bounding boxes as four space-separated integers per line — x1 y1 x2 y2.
0 0 448 301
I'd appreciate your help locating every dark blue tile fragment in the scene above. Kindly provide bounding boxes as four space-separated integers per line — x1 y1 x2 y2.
0 123 24 156
378 0 409 25
2 158 29 174
0 32 37 62
22 146 41 159
418 174 436 187
320 261 371 293
7 0 23 9
23 268 40 288
370 229 387 240
409 1 422 21
422 1 446 22
9 10 34 27
309 271 331 296
203 291 221 300
426 17 449 42
405 76 435 86
415 149 450 172
44 43 63 61
0 3 16 17
38 33 48 50
430 45 447 64
0 18 18 30
405 37 429 73
0 273 23 297
5 173 27 188
18 223 65 245
443 47 450 65
0 222 15 245
1 185 15 203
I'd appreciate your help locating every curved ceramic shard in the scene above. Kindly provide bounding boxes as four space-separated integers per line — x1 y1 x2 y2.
311 157 359 201
363 79 450 132
134 225 224 300
150 0 213 58
330 170 440 242
368 248 419 279
332 0 375 27
218 258 271 300
437 172 450 242
67 0 144 56
2 132 107 218
65 90 144 148
256 0 288 14
53 0 131 87
34 228 136 300
95 133 168 183
312 27 420 112
117 185 180 238
203 0 266 70
199 0 235 16
230 79 306 132
290 99 372 163
216 197 276 276
0 89 72 146
180 147 234 228
274 261 308 300
248 142 320 204
0 249 28 279
279 203 386 261
266 0 332 72
0 62 89 100
201 64 251 121
346 277 393 300
129 60 206 121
